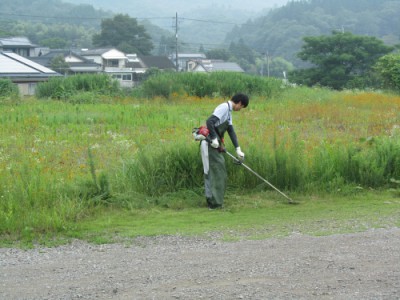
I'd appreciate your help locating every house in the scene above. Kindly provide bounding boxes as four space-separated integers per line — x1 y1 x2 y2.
169 53 206 71
0 51 61 96
0 37 38 57
138 55 176 71
80 48 137 88
30 50 102 74
187 59 244 73
80 48 176 87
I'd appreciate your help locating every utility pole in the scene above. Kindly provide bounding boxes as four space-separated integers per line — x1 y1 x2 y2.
175 12 179 72
261 51 270 77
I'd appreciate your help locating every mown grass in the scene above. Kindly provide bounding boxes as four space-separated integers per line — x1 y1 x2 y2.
7 190 397 248
1 86 400 247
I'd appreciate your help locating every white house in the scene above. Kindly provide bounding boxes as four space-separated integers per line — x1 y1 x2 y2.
169 53 206 71
80 48 138 88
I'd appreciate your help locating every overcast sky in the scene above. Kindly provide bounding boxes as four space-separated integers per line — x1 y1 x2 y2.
66 0 291 16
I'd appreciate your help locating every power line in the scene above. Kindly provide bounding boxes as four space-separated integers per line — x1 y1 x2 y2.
0 12 248 53
0 12 103 20
180 17 248 27
0 12 174 21
0 12 253 27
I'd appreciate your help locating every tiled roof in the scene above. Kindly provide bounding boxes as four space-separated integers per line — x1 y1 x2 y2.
139 55 175 69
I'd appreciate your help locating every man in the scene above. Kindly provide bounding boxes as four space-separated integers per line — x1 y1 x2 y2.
200 93 249 209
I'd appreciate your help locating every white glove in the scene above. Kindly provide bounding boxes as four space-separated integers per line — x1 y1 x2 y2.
236 147 245 161
211 138 219 148
193 133 206 141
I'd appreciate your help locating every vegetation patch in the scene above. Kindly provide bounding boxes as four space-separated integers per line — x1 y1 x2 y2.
1 84 400 246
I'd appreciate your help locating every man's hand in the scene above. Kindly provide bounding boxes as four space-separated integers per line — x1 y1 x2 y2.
211 138 219 148
236 147 245 161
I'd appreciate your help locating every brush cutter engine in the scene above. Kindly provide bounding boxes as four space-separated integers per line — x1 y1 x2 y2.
192 126 210 141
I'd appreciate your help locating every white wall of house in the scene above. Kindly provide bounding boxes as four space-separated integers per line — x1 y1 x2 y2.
65 55 83 63
17 82 34 96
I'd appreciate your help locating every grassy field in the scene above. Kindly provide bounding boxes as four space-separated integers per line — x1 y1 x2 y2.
1 86 400 247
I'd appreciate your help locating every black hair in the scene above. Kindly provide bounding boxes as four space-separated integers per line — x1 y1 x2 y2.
231 93 249 108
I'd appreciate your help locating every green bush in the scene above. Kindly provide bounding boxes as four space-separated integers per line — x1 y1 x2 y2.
0 79 20 104
375 53 400 92
140 72 285 98
35 74 121 101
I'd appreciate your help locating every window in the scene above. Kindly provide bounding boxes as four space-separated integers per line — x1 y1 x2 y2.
122 74 132 81
112 74 132 81
107 59 119 67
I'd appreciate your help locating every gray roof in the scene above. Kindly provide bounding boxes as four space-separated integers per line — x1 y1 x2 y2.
0 37 36 48
139 55 176 70
30 49 101 72
0 51 60 80
210 61 244 72
78 48 114 55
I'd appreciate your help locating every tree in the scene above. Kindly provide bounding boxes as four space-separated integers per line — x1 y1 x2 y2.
92 14 153 55
289 31 393 89
375 53 400 91
206 48 231 61
50 55 70 75
258 56 294 78
157 35 176 56
40 37 67 49
229 39 255 64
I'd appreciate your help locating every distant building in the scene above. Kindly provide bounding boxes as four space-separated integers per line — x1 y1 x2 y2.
0 37 176 90
0 37 37 57
187 59 244 73
169 53 206 71
80 48 136 88
30 50 102 74
139 55 176 71
0 51 61 96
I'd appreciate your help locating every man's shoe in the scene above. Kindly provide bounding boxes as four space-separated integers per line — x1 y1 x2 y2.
208 204 222 210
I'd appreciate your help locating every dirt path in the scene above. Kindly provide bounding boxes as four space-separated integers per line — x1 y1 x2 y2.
1 228 399 299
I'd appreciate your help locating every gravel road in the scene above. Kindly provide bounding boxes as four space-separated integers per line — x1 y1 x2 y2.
1 228 399 300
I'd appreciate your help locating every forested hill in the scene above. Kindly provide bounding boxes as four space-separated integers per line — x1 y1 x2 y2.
226 0 400 67
0 0 173 50
0 0 112 27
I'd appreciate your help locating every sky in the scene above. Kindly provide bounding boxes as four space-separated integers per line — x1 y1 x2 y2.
65 0 292 17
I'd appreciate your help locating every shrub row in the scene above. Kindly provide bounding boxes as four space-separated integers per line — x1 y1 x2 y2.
35 74 121 101
139 72 285 98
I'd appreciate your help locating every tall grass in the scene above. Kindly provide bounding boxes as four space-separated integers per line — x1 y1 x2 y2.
0 79 20 104
139 72 284 98
35 74 121 101
2 88 400 239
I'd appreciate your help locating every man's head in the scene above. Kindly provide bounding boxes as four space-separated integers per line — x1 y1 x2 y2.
231 93 249 111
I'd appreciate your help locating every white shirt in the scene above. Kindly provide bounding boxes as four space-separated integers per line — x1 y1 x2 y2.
212 100 233 126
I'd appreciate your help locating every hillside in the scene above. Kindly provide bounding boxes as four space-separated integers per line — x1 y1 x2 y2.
62 0 289 48
2 0 398 71
225 0 400 68
0 0 287 52
0 0 174 50
63 0 289 16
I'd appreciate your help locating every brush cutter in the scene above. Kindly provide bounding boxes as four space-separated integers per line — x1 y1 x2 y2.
224 149 297 205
